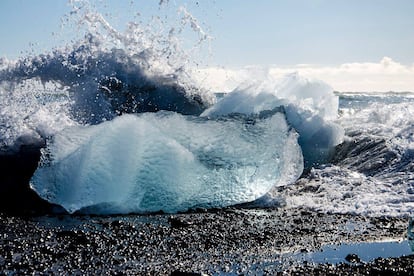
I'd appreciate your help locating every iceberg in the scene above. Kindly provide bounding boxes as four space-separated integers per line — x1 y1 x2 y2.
30 112 303 214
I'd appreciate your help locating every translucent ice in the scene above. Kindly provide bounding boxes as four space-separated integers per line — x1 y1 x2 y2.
31 112 303 214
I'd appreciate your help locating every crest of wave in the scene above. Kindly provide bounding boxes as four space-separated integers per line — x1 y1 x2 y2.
339 99 414 150
202 72 344 168
0 0 213 151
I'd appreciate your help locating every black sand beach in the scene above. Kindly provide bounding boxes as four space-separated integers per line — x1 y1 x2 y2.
1 208 413 275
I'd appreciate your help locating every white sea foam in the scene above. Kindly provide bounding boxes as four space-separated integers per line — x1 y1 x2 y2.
0 79 75 151
283 165 414 217
339 98 414 151
282 94 414 217
202 73 344 167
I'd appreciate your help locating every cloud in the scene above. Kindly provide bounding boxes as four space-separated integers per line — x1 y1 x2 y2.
194 57 414 92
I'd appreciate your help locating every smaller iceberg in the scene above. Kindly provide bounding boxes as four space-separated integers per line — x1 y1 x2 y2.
31 112 303 214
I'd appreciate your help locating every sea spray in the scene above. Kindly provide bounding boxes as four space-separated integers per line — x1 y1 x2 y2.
0 0 214 151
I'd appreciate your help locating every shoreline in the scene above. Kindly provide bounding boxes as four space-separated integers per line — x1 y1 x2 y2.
1 208 412 275
1 138 413 274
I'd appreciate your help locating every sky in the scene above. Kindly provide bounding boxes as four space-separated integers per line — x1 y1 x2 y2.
0 0 413 91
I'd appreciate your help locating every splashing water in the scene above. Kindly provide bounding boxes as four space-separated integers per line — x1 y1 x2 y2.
0 0 213 151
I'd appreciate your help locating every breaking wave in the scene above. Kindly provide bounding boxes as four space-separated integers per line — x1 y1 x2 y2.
283 93 414 217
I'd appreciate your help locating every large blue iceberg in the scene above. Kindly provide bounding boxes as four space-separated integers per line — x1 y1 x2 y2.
31 111 303 214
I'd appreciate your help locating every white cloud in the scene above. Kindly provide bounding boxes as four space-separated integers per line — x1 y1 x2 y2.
194 57 414 92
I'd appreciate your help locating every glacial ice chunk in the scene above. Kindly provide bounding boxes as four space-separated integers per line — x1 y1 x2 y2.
30 112 303 214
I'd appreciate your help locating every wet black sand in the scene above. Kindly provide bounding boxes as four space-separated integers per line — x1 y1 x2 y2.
1 208 413 275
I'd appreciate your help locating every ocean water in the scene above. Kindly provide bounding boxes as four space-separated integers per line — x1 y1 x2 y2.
283 92 414 217
0 1 413 216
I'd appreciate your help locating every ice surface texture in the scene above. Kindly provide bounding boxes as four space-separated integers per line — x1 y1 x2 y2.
31 112 303 214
